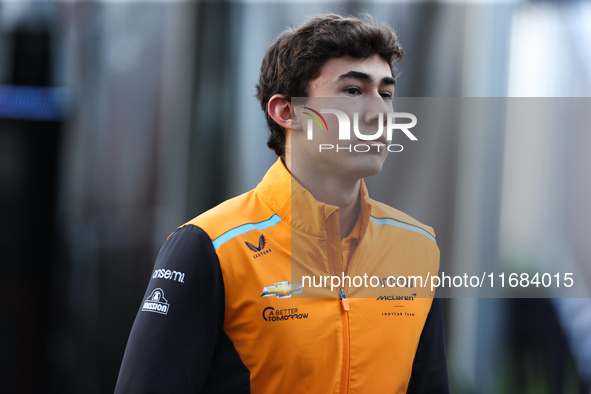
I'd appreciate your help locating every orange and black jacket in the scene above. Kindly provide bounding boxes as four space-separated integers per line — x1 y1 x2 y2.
115 159 449 393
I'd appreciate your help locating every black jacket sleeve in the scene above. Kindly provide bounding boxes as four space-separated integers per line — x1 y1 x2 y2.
407 297 450 394
115 225 225 393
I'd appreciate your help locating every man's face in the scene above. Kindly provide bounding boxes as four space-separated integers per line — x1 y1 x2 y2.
291 53 395 182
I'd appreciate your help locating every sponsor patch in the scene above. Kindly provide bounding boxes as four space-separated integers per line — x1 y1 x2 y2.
142 288 170 315
245 235 272 259
152 268 185 283
262 306 309 322
261 281 303 299
376 293 416 301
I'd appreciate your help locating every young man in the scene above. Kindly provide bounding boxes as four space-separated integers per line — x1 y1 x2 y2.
115 13 449 393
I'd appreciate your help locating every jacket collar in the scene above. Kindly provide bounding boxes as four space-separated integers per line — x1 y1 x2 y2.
256 158 372 240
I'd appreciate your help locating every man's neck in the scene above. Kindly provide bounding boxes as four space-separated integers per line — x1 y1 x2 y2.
283 157 362 241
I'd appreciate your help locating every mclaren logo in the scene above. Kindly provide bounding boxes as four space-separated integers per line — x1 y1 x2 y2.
261 281 303 299
377 293 417 301
245 235 272 259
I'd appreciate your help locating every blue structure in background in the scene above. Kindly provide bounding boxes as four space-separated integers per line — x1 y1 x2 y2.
0 85 70 121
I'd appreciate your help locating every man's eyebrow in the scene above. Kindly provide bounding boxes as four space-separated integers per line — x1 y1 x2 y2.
337 71 396 86
381 76 396 86
338 71 372 82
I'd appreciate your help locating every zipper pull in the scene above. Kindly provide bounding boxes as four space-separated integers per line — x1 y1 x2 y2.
339 288 350 311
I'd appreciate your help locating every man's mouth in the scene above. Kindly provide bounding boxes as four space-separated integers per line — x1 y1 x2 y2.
368 135 387 146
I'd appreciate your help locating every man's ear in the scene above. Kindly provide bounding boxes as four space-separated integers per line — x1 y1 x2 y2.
268 94 302 132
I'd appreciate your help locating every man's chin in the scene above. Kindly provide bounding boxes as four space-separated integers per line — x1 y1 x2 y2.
343 157 386 180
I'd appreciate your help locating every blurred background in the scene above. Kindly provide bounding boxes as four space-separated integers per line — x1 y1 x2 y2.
0 0 590 393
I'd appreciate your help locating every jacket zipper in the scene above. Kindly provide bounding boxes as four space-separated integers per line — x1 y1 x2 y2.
339 288 350 311
339 288 350 394
327 211 354 394
337 206 371 394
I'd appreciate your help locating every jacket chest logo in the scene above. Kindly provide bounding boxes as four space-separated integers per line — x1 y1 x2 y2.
261 281 303 298
245 234 272 258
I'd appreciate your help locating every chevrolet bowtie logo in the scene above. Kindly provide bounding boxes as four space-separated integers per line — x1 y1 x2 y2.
261 281 303 299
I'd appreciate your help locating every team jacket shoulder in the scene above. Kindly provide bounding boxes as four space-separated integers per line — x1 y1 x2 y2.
368 198 436 240
175 189 278 242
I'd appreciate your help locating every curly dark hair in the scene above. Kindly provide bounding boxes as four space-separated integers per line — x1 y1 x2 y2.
255 13 403 157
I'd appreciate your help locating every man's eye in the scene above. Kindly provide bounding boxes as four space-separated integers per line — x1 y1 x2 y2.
381 92 393 100
344 87 361 96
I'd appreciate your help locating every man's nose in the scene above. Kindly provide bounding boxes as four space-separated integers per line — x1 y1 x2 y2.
364 96 392 125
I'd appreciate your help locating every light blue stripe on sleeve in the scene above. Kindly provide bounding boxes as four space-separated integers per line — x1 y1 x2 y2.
369 216 437 244
212 214 282 250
